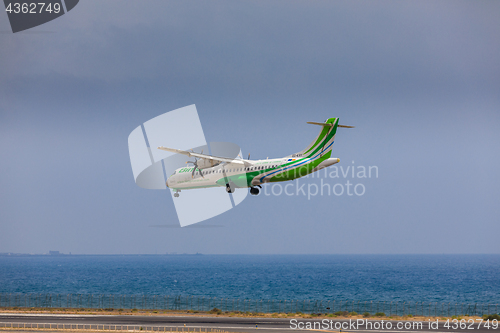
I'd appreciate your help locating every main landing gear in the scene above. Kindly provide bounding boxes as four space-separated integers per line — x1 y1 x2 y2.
250 185 261 196
174 190 180 197
226 183 235 193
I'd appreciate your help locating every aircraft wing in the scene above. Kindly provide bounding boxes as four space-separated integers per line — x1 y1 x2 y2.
157 146 248 165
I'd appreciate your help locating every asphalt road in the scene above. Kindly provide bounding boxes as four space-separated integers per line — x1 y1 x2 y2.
0 313 498 333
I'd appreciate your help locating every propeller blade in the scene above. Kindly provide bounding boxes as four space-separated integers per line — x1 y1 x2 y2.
248 153 251 160
189 162 204 178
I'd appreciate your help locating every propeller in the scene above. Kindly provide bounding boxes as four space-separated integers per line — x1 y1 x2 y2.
186 149 204 178
248 153 251 160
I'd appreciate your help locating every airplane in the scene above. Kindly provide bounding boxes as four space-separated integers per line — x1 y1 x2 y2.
158 118 353 197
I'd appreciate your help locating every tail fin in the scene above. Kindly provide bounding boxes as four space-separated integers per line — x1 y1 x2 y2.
290 118 339 159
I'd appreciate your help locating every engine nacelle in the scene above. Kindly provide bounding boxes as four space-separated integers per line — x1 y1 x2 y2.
197 159 221 169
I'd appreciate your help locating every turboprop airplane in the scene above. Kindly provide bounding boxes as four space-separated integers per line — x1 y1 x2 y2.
158 118 353 197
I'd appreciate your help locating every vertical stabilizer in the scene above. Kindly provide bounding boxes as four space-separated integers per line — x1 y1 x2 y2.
290 118 339 159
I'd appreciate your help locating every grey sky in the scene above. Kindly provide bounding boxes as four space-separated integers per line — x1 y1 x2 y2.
0 0 499 254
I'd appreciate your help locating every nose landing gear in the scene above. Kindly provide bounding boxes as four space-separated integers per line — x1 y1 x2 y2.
173 190 180 198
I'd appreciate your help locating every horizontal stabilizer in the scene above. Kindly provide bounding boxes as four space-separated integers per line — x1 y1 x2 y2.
307 121 354 128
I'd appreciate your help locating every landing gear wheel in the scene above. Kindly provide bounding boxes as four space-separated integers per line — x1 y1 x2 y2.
226 183 235 193
174 192 179 198
250 187 260 195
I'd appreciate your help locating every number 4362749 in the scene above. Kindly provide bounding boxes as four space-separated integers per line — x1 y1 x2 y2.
5 3 61 14
444 319 499 330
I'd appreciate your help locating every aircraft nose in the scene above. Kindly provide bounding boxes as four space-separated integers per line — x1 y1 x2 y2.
166 178 170 188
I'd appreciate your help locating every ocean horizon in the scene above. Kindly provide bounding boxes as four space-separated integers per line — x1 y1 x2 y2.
1 254 499 304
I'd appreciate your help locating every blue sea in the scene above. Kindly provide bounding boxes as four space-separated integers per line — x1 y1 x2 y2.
0 255 499 304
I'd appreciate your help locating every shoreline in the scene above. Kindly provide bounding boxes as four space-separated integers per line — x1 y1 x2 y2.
0 308 485 322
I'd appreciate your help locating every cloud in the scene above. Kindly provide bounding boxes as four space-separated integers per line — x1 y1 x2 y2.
1 0 500 254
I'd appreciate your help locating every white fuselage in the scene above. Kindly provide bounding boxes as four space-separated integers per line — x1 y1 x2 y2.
167 157 339 191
